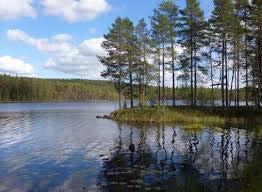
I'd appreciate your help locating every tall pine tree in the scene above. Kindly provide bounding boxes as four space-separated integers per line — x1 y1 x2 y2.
251 0 262 107
210 0 241 106
178 0 206 106
135 19 152 107
158 0 179 106
99 17 137 108
151 8 169 105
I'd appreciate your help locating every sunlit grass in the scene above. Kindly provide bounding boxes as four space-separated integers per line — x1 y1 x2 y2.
110 106 253 127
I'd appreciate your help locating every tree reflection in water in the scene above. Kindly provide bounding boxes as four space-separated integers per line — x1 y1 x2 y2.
97 123 258 192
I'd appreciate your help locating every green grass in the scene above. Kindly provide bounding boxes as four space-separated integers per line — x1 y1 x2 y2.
111 106 262 127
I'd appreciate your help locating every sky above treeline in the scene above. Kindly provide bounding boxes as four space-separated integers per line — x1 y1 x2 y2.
0 0 214 80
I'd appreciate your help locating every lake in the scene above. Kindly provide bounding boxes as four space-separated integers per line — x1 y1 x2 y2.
0 102 261 192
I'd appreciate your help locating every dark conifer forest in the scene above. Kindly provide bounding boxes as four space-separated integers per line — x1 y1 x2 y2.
0 74 242 102
0 75 119 101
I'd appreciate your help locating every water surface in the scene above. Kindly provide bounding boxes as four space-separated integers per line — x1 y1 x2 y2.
0 102 261 192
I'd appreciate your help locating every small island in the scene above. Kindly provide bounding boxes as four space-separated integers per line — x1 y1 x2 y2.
111 106 262 126
97 0 262 135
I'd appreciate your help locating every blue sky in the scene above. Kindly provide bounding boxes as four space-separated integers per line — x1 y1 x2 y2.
0 0 213 80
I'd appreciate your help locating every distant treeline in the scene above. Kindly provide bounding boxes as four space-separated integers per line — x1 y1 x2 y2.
0 74 119 102
0 74 246 103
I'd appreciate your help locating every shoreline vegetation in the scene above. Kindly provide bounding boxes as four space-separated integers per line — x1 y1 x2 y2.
111 106 262 128
100 0 262 133
0 74 249 103
0 74 119 102
0 100 113 104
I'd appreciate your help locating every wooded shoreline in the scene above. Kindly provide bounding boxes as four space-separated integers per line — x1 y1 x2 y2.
99 0 262 110
0 74 251 103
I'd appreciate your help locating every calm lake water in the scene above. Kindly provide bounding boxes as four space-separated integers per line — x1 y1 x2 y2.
0 102 261 192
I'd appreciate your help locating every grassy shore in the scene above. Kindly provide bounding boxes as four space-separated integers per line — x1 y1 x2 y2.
111 106 262 127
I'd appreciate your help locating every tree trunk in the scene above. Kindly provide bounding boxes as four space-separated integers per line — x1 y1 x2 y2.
257 8 262 108
118 79 122 109
129 53 134 108
235 63 237 106
230 42 236 107
194 42 197 106
130 71 133 108
229 65 235 107
210 42 214 106
162 43 165 105
225 36 228 106
139 72 142 107
245 23 249 106
158 48 161 105
142 49 146 107
237 50 240 107
258 38 262 108
171 38 176 107
221 38 225 106
190 31 194 106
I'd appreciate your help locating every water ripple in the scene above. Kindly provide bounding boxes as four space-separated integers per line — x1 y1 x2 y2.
0 102 260 192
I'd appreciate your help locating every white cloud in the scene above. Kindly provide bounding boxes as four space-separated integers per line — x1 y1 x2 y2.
0 56 35 77
0 0 36 20
52 34 73 42
80 38 105 56
0 0 111 22
41 0 111 22
7 29 73 54
7 29 106 79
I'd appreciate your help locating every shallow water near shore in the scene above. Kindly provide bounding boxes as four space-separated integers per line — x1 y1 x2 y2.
0 102 261 191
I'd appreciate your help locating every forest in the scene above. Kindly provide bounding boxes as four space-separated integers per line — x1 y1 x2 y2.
0 74 245 102
0 74 119 101
99 0 262 108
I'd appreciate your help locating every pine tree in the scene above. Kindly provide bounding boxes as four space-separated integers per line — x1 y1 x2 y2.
205 21 217 106
151 8 169 105
178 0 206 106
234 0 253 106
122 18 137 108
135 19 152 107
158 0 179 106
210 0 241 106
99 17 127 109
251 0 262 107
229 1 244 107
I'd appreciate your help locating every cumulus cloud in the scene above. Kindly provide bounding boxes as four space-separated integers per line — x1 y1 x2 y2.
7 29 73 54
79 38 105 56
0 0 36 20
7 29 106 79
0 56 35 76
52 34 73 42
41 0 111 22
0 0 111 22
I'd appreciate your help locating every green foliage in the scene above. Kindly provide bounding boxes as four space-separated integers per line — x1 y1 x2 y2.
0 74 248 102
98 0 262 108
0 74 119 102
111 106 260 125
135 19 154 106
178 0 206 105
99 17 146 108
